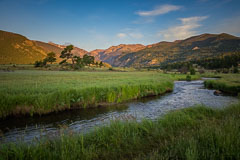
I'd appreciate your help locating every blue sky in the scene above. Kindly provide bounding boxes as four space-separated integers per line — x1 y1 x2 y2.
0 0 240 51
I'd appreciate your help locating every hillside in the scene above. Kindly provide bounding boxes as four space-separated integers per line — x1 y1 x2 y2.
113 33 240 67
34 41 63 55
87 49 105 61
0 30 88 64
33 42 88 62
46 42 88 57
88 44 145 66
0 30 47 64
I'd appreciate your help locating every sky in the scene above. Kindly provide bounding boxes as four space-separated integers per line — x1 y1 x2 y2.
0 0 240 51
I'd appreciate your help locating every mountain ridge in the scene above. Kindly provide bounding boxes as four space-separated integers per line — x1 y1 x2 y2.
111 33 240 67
88 44 146 65
0 30 88 64
1 30 240 66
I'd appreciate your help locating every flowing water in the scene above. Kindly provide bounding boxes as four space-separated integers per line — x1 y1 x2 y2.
0 79 238 143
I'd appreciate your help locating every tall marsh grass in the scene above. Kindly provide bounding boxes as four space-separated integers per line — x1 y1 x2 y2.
0 71 198 118
1 103 239 159
204 74 240 95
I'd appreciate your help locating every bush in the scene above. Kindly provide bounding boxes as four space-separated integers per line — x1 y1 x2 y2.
34 61 41 67
190 68 196 75
34 60 46 67
73 64 84 70
233 67 239 73
186 75 191 81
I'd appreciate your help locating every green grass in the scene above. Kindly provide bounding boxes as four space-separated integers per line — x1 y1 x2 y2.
1 103 239 160
0 64 113 72
0 70 199 118
204 74 240 95
201 72 222 78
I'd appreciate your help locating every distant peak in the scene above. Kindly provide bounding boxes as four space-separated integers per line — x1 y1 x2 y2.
219 33 231 36
218 33 239 39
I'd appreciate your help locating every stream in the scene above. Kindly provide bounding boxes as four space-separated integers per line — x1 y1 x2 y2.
0 79 238 143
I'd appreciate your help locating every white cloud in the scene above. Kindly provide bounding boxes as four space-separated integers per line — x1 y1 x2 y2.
116 30 143 39
180 16 208 25
157 16 208 41
117 33 127 38
136 4 181 17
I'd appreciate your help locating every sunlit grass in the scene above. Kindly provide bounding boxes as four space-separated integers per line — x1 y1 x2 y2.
0 70 199 118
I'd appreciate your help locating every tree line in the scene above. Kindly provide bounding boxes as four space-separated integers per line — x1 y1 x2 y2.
191 54 240 69
161 53 240 73
34 45 104 68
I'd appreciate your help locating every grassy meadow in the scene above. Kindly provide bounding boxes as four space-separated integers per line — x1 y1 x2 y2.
204 74 240 95
1 103 239 160
0 70 200 118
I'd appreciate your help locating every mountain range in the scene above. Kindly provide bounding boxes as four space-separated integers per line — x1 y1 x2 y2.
112 33 240 67
87 44 146 65
1 30 240 66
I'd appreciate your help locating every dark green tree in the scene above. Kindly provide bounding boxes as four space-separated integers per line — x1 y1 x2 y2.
34 60 42 67
83 54 95 66
60 45 74 67
74 56 84 68
34 59 47 67
45 52 56 64
233 66 239 73
190 67 196 75
59 59 67 65
99 61 103 68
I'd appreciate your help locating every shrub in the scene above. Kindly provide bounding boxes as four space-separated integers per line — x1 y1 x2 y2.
233 67 239 73
190 68 196 75
186 75 191 81
34 60 46 67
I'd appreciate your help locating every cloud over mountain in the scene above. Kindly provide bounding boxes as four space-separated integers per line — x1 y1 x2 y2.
136 4 181 17
158 16 208 41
